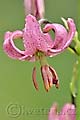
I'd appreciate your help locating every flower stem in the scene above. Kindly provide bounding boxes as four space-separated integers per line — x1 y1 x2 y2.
76 57 80 120
70 60 78 98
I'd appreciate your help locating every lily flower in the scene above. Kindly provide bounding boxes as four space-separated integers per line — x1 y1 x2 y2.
24 0 45 19
3 14 76 91
48 103 76 120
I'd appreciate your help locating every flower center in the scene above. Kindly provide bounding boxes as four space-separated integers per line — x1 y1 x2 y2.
35 51 48 66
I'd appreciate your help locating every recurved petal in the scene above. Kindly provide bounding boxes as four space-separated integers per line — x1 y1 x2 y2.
63 18 76 48
43 23 67 56
59 103 76 120
3 30 25 59
43 18 76 57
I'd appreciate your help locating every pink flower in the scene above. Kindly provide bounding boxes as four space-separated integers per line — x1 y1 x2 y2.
24 0 45 19
48 103 76 120
3 14 76 91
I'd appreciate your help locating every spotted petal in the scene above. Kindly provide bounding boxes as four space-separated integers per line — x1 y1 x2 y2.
23 15 53 57
43 18 76 57
3 15 53 62
3 30 25 59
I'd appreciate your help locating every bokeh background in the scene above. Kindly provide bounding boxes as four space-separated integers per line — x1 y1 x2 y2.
0 0 77 120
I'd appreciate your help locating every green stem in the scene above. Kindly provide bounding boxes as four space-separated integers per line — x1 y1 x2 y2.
70 60 78 98
76 57 80 120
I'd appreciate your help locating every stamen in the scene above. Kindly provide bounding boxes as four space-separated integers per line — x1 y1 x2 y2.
41 66 49 92
45 65 53 88
32 66 39 90
49 66 59 88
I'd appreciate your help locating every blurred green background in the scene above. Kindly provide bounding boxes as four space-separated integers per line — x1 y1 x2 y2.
0 0 77 120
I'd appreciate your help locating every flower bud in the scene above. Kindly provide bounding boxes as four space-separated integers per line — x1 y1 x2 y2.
24 0 45 19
